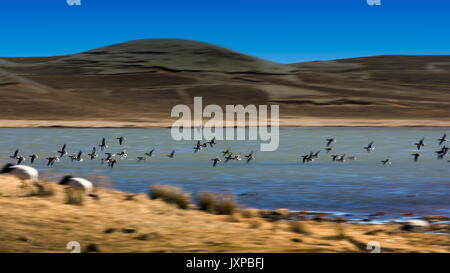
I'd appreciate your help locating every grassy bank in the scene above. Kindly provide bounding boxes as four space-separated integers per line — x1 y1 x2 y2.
0 175 448 253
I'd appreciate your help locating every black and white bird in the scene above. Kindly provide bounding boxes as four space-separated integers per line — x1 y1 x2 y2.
208 137 217 147
69 150 83 162
411 153 420 162
59 175 98 198
46 156 60 166
10 149 19 160
225 153 234 163
58 144 68 158
435 146 449 159
324 147 334 154
381 157 391 165
301 154 313 164
16 156 26 165
29 154 38 164
88 147 98 160
168 150 175 158
438 134 447 146
145 148 155 157
1 163 38 182
193 141 202 153
99 138 108 151
364 141 375 152
117 136 126 145
117 149 127 159
137 157 147 163
245 151 255 163
108 158 118 168
211 157 221 167
101 152 115 164
222 148 232 156
415 138 425 150
326 138 336 147
337 154 346 163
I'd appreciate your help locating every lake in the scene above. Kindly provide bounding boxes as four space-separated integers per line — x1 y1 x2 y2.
1 127 449 221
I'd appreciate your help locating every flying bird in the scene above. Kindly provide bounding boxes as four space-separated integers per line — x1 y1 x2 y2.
117 136 125 145
364 141 375 152
88 147 98 160
10 149 19 159
438 134 447 146
58 144 68 158
29 154 38 164
381 158 391 165
99 138 108 151
326 138 336 147
211 157 221 167
411 153 420 162
245 151 255 163
415 138 425 150
145 148 155 157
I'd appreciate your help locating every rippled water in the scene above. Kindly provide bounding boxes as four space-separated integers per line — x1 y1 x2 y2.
0 127 449 220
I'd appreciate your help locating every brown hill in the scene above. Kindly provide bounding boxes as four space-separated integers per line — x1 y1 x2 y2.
1 39 450 127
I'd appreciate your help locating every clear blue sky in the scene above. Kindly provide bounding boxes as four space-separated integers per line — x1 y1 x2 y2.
1 0 449 63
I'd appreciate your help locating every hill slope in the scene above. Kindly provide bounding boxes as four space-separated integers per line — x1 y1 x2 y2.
1 40 450 127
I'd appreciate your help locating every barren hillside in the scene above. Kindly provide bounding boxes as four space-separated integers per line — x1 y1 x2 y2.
1 39 450 127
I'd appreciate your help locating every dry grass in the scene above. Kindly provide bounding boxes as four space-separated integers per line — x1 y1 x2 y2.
0 175 449 253
197 192 238 215
27 182 55 197
241 208 258 218
65 188 84 206
150 184 190 209
290 221 309 234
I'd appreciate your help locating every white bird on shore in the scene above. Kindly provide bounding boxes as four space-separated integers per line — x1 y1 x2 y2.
59 175 98 198
0 163 38 182
1 163 40 194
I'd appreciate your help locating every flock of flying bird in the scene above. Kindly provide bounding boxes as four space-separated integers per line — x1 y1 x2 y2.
6 136 256 169
298 133 449 165
5 134 450 169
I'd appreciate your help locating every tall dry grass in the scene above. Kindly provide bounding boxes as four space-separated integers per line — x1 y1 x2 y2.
149 184 191 209
196 192 238 215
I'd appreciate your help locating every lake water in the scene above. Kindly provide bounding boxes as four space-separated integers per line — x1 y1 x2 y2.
0 127 449 220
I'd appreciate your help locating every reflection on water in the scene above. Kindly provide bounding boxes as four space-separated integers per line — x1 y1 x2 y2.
0 127 449 219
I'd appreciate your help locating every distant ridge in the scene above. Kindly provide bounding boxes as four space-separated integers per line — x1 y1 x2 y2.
1 39 450 126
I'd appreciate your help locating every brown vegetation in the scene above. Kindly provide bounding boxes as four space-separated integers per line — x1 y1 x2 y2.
0 175 449 253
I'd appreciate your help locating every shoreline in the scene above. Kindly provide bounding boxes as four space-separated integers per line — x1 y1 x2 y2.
0 176 449 252
1 119 450 128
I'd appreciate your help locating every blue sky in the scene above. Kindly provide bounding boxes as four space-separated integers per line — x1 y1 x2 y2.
1 0 449 63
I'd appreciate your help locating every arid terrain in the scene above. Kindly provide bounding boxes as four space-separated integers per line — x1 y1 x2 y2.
1 39 450 127
0 175 448 253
